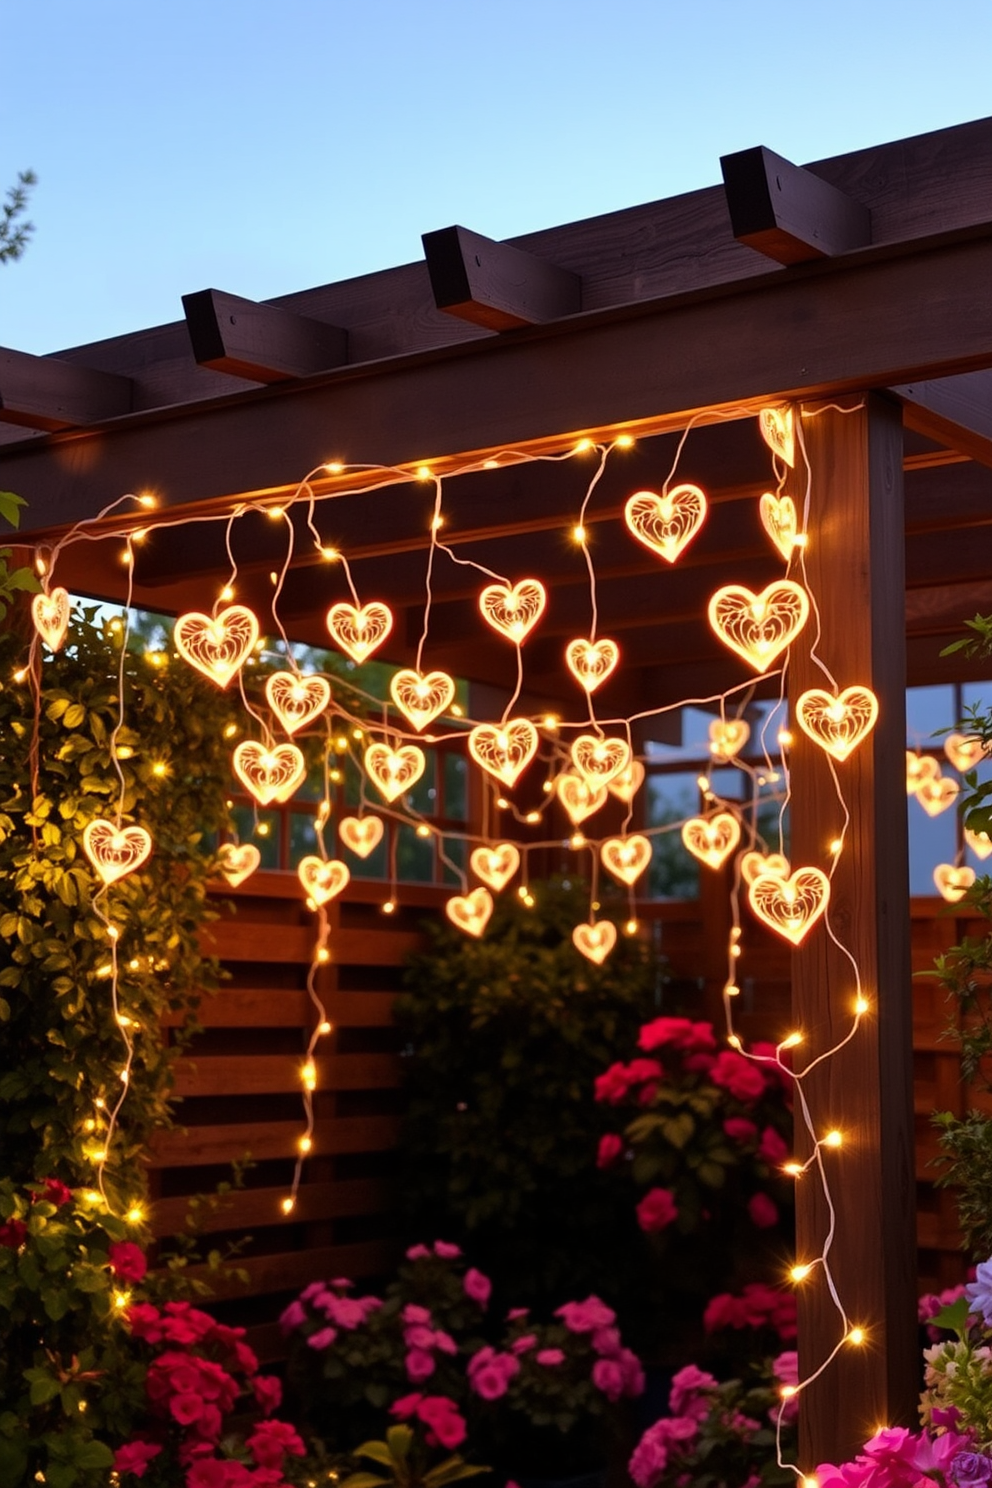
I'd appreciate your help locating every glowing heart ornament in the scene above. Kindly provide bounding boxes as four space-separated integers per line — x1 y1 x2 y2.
364 743 426 803
608 760 645 803
796 687 879 762
740 850 790 886
468 720 539 788
758 406 795 467
945 734 987 773
600 835 652 887
32 587 71 652
624 485 707 563
557 772 609 825
748 867 830 945
445 887 494 938
326 602 393 664
217 842 261 887
565 638 620 694
682 813 741 870
339 816 384 858
709 719 750 761
470 843 520 893
708 582 809 673
758 493 803 561
265 672 331 735
82 819 153 886
572 920 617 965
571 735 631 789
479 580 546 644
174 606 260 688
906 752 940 796
232 741 306 805
298 856 350 907
915 774 960 818
966 828 992 861
390 669 456 732
933 864 975 903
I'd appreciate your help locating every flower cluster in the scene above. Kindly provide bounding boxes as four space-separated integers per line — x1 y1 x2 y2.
118 1296 304 1486
629 1356 798 1488
594 1017 793 1257
704 1281 798 1342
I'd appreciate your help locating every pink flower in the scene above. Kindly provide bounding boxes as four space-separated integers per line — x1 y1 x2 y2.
279 1300 307 1332
758 1126 789 1165
433 1240 462 1258
0 1218 27 1248
37 1178 74 1207
418 1395 467 1450
468 1347 519 1400
592 1357 624 1400
511 1333 538 1354
595 1063 634 1104
619 1348 645 1397
597 1133 624 1168
185 1461 230 1488
669 1364 718 1418
406 1244 432 1260
709 1050 767 1103
253 1375 282 1415
636 1187 679 1233
331 1276 354 1289
434 1329 458 1355
555 1297 616 1332
246 1420 306 1468
192 1404 223 1443
464 1267 492 1307
537 1348 565 1366
108 1241 148 1282
403 1303 432 1324
406 1349 436 1382
723 1117 758 1143
319 1294 368 1328
126 1302 164 1343
592 1326 621 1355
638 1017 716 1052
748 1192 779 1229
307 1326 338 1350
171 1393 204 1425
507 1307 529 1321
113 1441 163 1478
405 1325 437 1350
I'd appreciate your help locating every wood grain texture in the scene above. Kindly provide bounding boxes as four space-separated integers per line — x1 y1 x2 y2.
721 146 871 263
423 225 581 330
182 289 348 382
0 346 132 430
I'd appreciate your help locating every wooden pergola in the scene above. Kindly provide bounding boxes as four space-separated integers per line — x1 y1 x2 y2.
4 115 992 1469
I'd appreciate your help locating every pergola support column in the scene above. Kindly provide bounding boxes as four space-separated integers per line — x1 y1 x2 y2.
786 395 917 1468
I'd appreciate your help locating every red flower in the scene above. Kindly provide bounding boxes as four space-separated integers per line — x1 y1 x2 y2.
748 1192 779 1229
113 1440 163 1478
252 1374 282 1415
109 1240 148 1282
35 1178 74 1207
0 1218 27 1249
723 1117 758 1143
246 1420 306 1468
709 1051 767 1103
636 1187 679 1233
418 1395 467 1450
596 1133 624 1168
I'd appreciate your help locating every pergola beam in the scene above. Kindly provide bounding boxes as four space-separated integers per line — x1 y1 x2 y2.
721 145 872 264
182 289 348 383
893 371 992 469
0 347 132 431
422 225 582 330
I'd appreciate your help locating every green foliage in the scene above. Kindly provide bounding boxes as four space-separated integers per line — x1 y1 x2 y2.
344 1424 489 1488
0 170 36 265
0 489 42 624
394 878 663 1311
0 606 234 1209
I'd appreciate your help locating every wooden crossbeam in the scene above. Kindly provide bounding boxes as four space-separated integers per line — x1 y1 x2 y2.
720 145 872 264
422 225 581 330
182 288 348 382
0 346 132 430
893 371 992 470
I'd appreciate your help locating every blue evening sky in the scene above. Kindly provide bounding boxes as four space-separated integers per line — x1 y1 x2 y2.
3 0 991 355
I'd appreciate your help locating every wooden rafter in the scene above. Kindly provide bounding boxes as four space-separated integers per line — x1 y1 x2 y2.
182 289 348 383
721 145 872 263
423 225 582 330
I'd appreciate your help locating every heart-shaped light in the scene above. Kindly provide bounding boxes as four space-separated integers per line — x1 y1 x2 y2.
709 719 750 761
796 686 879 763
479 579 546 644
82 819 153 886
906 752 940 795
965 828 992 861
339 815 385 858
445 886 494 938
470 843 520 893
758 492 802 562
217 842 261 887
572 920 617 965
708 581 809 673
364 742 426 803
390 668 456 732
600 835 652 887
31 586 71 652
232 741 306 805
571 734 631 789
758 406 795 467
933 863 975 903
915 774 959 818
175 605 260 689
945 734 986 773
265 671 331 735
298 856 350 907
740 850 790 887
326 601 393 664
608 760 645 803
682 813 741 870
748 867 830 946
624 485 707 564
468 720 539 788
557 772 609 825
564 637 620 694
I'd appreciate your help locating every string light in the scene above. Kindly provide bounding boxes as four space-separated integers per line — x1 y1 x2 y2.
297 857 350 907
565 637 620 694
478 579 547 644
681 813 741 870
82 820 153 886
571 734 631 789
339 816 385 857
758 405 795 466
747 867 830 946
326 601 393 663
933 864 975 902
364 742 426 802
468 720 539 788
470 843 520 892
572 919 617 965
445 887 494 938
795 686 879 762
600 835 652 887
217 842 261 887
174 606 260 688
708 581 810 673
389 668 456 731
944 733 986 772
624 485 707 563
232 741 306 805
31 587 71 652
709 718 750 760
758 491 804 560
265 672 332 735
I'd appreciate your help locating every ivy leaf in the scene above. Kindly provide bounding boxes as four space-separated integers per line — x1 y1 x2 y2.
0 491 25 528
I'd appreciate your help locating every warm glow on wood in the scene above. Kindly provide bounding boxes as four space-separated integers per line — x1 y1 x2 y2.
470 842 520 892
796 686 879 762
468 719 539 788
174 605 260 688
389 668 456 731
748 867 830 945
82 819 153 885
364 742 426 802
31 586 71 652
681 812 742 869
339 815 385 858
707 581 810 673
265 671 331 735
326 600 393 663
624 484 707 563
600 834 652 886
564 636 620 693
478 579 547 643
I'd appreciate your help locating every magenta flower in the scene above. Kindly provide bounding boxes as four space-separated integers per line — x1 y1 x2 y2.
406 1348 436 1382
108 1240 148 1282
597 1133 624 1168
278 1299 307 1332
709 1050 767 1103
307 1326 338 1350
406 1244 432 1260
464 1267 492 1307
246 1420 306 1468
669 1364 718 1418
723 1117 758 1143
252 1374 282 1415
537 1348 565 1366
592 1357 624 1400
636 1186 678 1233
555 1297 616 1332
433 1240 462 1258
113 1440 163 1478
758 1126 789 1165
748 1192 779 1229
0 1218 27 1249
511 1333 538 1354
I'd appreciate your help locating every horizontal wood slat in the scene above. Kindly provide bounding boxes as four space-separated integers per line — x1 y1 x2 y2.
147 1115 402 1168
161 988 397 1030
182 1239 400 1301
152 1176 391 1237
171 1051 401 1098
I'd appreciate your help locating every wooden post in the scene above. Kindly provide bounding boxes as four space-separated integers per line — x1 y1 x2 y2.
785 395 917 1468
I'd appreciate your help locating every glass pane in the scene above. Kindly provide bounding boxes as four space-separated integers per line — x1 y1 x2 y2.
289 812 321 868
907 686 954 749
443 750 469 822
404 751 437 816
908 793 958 896
440 834 467 886
345 831 388 881
396 823 434 883
645 771 700 898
